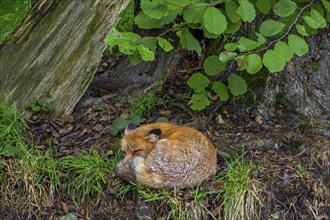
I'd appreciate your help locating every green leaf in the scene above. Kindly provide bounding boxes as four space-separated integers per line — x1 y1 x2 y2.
303 8 327 29
129 112 147 124
296 24 309 36
237 37 261 52
2 145 18 156
304 23 319 35
259 19 286 37
156 117 169 122
135 12 163 29
224 20 242 34
274 41 293 62
203 27 220 39
183 2 208 24
166 0 191 8
322 0 330 12
187 73 210 93
157 37 174 52
191 91 211 110
212 82 229 101
59 213 77 220
219 51 237 62
203 7 227 35
118 42 137 55
160 9 181 25
246 54 263 74
236 55 249 71
137 45 155 61
178 27 202 55
203 55 226 76
262 50 286 73
273 0 297 17
146 4 169 19
226 0 241 23
116 1 135 32
141 0 169 19
311 3 325 16
32 105 41 112
224 43 238 51
228 73 247 96
237 0 256 23
142 36 157 53
255 32 267 45
111 117 129 135
287 34 309 57
128 53 141 66
256 0 272 14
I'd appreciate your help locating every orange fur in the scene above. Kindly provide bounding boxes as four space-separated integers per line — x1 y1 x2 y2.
115 122 217 189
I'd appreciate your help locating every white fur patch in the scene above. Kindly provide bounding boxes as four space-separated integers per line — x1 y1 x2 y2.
121 139 127 151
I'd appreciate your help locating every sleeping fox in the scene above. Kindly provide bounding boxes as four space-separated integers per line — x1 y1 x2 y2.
115 122 217 189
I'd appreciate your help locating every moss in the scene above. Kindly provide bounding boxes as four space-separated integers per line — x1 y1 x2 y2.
275 94 286 107
80 67 96 95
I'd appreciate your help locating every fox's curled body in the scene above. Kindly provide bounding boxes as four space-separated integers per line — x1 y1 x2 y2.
115 122 217 189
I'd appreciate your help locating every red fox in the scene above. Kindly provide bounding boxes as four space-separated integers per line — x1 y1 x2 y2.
115 122 217 189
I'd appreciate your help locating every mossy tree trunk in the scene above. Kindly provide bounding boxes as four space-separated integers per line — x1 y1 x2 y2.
0 0 130 119
255 28 330 136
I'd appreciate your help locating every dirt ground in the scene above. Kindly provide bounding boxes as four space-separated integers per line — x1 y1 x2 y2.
0 58 329 219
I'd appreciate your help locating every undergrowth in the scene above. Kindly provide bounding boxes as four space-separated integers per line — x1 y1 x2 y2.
0 95 122 209
217 156 263 220
129 92 167 117
59 148 120 204
0 95 28 157
0 95 263 219
111 91 169 135
0 0 31 44
113 155 263 220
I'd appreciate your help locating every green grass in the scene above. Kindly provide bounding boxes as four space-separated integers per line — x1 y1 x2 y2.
0 94 120 209
0 94 28 157
129 92 167 117
0 151 60 208
0 94 60 207
59 148 120 204
0 0 31 44
217 156 263 220
113 155 263 220
0 94 263 219
113 181 218 219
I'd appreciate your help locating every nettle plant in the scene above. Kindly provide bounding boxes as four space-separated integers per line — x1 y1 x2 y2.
106 0 330 110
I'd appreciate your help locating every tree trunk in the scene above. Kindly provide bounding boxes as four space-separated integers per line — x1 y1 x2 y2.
255 28 330 136
0 0 130 119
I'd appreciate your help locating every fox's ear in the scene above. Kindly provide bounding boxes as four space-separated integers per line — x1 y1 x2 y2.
147 128 162 142
125 123 137 134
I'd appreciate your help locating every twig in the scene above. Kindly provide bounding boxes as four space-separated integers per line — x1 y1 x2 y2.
254 0 315 54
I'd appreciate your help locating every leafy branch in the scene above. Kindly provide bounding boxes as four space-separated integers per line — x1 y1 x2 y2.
256 0 316 54
106 0 330 111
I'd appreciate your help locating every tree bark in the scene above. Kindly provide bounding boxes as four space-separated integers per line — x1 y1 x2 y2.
0 0 130 119
255 28 330 136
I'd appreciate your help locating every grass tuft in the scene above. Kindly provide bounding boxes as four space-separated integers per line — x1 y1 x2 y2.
113 181 218 219
217 156 263 220
129 92 167 117
59 149 117 204
113 155 263 220
0 94 28 157
0 95 59 208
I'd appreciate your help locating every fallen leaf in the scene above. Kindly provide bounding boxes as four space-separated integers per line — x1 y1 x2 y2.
92 124 104 132
59 201 69 213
